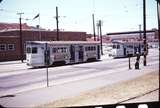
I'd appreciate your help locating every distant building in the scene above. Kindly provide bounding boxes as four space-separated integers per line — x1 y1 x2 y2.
87 29 159 52
106 29 158 42
0 23 87 61
0 22 35 30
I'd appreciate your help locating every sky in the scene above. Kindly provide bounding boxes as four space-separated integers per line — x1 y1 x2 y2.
0 0 158 34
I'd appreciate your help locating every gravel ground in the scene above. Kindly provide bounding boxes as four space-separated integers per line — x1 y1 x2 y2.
123 89 159 103
40 71 159 107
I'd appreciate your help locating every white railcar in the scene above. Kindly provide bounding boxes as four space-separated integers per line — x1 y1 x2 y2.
111 41 145 58
26 41 101 67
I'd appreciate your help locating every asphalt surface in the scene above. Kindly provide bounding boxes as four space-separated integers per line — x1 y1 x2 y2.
0 53 158 96
0 48 159 107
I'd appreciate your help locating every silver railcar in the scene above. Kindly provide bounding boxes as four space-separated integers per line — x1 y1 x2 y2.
26 41 101 67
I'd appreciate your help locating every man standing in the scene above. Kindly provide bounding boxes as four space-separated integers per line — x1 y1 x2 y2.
135 51 140 69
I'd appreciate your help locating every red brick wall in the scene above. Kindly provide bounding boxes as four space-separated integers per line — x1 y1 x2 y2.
0 36 20 61
0 30 87 61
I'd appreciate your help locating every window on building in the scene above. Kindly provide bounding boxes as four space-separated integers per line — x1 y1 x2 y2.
0 44 6 51
8 44 15 51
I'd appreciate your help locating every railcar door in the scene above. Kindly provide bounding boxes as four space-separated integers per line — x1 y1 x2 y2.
138 44 141 54
97 45 100 59
70 45 75 62
78 46 84 62
123 47 126 56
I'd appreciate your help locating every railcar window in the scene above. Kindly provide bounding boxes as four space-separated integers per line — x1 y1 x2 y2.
65 48 68 52
128 45 133 48
61 48 64 53
85 47 88 51
32 47 38 54
57 48 60 53
63 48 67 53
88 47 91 51
90 47 93 50
117 45 120 49
113 44 116 49
93 46 96 50
85 46 96 51
61 48 63 52
52 48 56 53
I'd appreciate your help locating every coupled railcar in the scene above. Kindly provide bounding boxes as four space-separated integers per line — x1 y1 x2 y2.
111 41 145 58
26 41 100 67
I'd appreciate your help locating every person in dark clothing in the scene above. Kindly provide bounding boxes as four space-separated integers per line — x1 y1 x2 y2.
135 51 140 69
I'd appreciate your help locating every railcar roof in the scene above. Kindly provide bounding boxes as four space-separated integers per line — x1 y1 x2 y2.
112 41 144 44
26 41 100 45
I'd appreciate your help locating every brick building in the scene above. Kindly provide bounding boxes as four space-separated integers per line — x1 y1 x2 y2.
0 23 87 61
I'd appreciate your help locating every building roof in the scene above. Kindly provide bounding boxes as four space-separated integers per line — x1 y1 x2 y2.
26 41 100 45
0 22 35 30
0 35 19 38
107 30 156 35
112 40 144 44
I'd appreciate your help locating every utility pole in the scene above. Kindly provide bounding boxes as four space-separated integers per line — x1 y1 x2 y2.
143 0 147 66
156 0 160 102
55 7 66 41
99 20 103 55
38 14 41 41
45 43 49 87
128 55 131 69
139 24 142 40
92 14 96 41
17 12 24 63
56 6 59 41
138 24 142 53
157 0 160 41
96 22 100 41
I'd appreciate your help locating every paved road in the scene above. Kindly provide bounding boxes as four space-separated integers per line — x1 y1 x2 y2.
0 49 159 97
0 49 158 107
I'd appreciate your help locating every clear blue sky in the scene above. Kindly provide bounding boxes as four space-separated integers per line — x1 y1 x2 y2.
0 0 158 34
